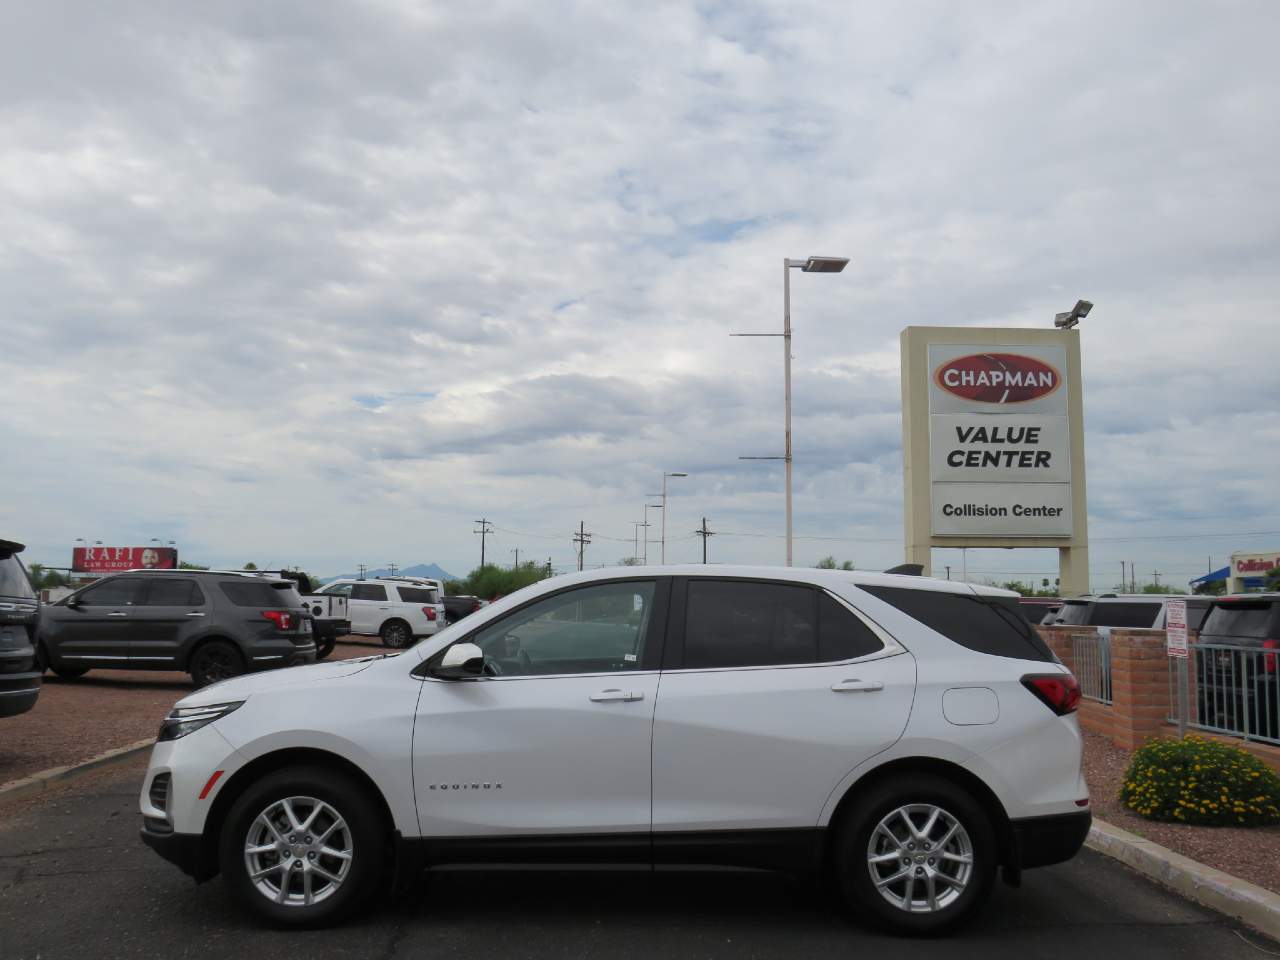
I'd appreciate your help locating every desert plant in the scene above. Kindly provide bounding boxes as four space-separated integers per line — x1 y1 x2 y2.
1120 735 1280 826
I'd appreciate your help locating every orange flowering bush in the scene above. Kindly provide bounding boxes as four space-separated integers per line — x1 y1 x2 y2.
1120 735 1280 826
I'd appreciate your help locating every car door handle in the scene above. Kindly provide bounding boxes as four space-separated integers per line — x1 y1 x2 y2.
831 679 884 693
107 612 128 618
589 689 644 703
186 612 206 617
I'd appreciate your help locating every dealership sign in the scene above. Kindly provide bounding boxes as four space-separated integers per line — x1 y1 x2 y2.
71 546 178 574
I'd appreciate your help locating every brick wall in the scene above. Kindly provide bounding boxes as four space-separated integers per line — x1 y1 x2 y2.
1038 625 1280 772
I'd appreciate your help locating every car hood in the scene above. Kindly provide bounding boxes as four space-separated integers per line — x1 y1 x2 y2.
175 655 387 708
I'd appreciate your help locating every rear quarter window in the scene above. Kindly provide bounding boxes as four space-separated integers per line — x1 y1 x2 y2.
396 586 439 603
220 581 302 607
858 586 1055 662
0 555 34 600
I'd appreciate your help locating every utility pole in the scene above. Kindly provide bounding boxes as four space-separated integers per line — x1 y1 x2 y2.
644 504 662 564
694 517 715 564
546 557 552 576
632 521 645 563
387 562 398 576
511 548 519 569
474 519 494 568
573 522 592 572
357 563 367 580
1153 570 1162 589
1131 562 1136 593
1120 561 1126 592
945 565 951 580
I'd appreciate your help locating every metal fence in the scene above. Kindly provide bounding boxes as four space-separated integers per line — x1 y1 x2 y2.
1168 642 1280 747
1071 631 1112 705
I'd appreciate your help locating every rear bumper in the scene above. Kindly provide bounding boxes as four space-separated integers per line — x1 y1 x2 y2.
139 820 217 882
1010 810 1092 869
0 673 40 717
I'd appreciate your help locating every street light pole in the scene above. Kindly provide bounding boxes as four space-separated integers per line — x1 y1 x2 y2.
783 258 793 567
643 505 662 564
659 472 687 564
736 256 847 568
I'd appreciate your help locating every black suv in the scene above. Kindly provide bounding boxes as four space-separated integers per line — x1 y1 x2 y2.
1195 594 1279 740
38 570 316 687
0 539 41 717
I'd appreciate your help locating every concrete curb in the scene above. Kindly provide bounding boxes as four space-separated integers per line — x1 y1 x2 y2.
1088 818 1280 942
0 738 153 808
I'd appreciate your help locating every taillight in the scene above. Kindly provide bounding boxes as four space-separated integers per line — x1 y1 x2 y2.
1021 674 1081 715
262 610 293 630
1265 639 1278 674
423 607 437 621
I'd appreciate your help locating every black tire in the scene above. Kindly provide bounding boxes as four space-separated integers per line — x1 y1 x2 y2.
379 620 411 649
189 640 245 687
219 765 386 927
51 665 89 679
315 635 335 660
34 643 49 674
834 774 997 936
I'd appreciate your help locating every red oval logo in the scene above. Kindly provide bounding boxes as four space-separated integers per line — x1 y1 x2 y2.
934 353 1061 404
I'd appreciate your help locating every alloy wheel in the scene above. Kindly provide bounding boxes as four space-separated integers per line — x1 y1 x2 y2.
243 796 354 907
865 803 974 914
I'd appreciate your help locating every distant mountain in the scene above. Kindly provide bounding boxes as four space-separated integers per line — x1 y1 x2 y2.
324 563 457 583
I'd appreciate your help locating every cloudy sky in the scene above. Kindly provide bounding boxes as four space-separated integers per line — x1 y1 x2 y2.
2 0 1278 589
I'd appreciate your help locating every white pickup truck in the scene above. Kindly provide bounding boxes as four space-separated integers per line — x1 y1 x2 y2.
249 571 349 659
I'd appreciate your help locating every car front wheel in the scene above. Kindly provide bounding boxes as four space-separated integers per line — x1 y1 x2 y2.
219 765 386 927
189 641 244 687
835 774 996 935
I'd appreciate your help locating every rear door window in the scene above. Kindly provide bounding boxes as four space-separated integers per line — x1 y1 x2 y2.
858 586 1054 662
1055 601 1092 625
683 580 818 668
350 584 388 602
143 578 206 606
220 580 302 607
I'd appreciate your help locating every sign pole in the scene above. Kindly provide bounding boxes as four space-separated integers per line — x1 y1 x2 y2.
1166 599 1189 738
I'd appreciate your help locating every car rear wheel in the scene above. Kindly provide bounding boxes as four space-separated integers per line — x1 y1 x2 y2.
315 635 335 659
220 765 386 927
51 666 89 679
835 774 996 935
190 640 244 687
379 620 411 649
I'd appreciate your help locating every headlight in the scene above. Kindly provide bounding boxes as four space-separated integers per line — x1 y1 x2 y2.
157 701 244 741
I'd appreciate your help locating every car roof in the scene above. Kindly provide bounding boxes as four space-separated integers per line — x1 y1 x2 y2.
536 564 1019 598
116 569 292 584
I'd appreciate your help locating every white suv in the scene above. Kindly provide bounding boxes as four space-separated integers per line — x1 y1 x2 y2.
316 578 444 647
138 567 1089 934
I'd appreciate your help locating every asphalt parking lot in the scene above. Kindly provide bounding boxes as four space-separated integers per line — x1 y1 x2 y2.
0 757 1274 960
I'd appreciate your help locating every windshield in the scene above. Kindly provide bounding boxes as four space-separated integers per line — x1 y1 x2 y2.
0 554 35 600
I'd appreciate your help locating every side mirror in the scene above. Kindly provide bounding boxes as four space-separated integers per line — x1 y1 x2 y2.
432 642 485 679
64 596 81 609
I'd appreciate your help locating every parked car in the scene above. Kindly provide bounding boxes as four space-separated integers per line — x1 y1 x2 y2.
249 571 350 660
442 594 482 625
1194 594 1279 741
38 570 316 686
316 578 445 648
0 539 41 718
1048 594 1212 632
1017 597 1061 625
139 566 1088 933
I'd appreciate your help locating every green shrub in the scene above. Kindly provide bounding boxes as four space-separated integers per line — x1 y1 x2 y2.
1120 735 1280 826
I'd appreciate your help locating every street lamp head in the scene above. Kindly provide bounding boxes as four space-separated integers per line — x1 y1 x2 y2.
667 472 688 478
800 256 849 274
1054 299 1093 329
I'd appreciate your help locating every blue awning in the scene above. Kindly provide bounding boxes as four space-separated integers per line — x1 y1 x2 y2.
1189 566 1230 584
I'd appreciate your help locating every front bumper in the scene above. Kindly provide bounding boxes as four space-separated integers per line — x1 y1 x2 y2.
140 819 217 882
1010 809 1092 869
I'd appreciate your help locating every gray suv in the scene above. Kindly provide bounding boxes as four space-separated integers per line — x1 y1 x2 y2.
38 570 316 687
0 539 41 717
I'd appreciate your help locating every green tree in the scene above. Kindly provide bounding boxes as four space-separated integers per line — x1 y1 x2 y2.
243 562 258 571
178 560 209 570
25 563 67 591
1266 566 1280 591
1192 579 1226 596
450 562 552 600
815 557 855 570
